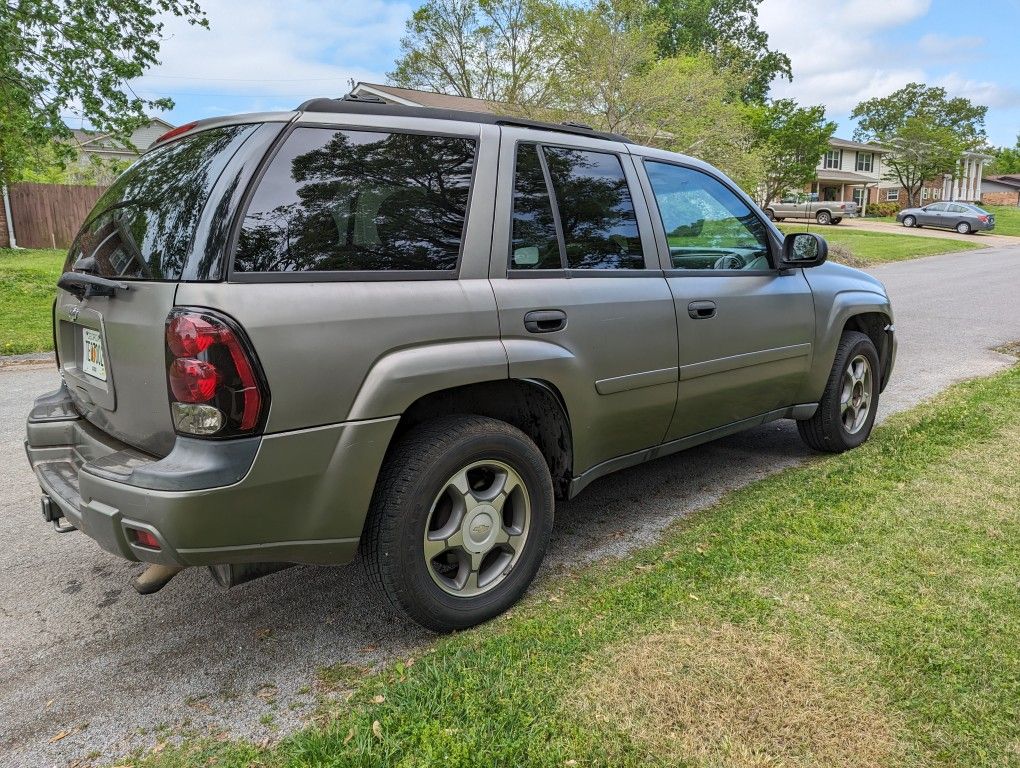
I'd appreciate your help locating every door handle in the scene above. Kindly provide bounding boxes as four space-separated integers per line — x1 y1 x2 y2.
687 300 717 319
524 309 567 333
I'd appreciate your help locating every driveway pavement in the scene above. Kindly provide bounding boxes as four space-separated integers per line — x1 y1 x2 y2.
2 246 1019 766
839 216 1020 245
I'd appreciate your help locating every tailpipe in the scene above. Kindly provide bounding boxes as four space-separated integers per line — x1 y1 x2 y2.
208 562 293 589
132 564 184 595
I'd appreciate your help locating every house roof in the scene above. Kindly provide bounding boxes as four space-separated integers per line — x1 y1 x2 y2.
815 169 878 184
68 117 174 154
828 136 888 153
984 174 1020 189
351 82 498 113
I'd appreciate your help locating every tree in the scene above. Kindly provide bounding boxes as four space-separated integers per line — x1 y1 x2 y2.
0 0 207 186
649 0 791 103
987 134 1020 176
388 0 562 105
851 83 987 207
749 99 835 208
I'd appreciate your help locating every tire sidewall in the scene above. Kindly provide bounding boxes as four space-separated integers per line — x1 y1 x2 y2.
386 427 553 630
903 216 915 228
817 211 831 225
957 222 970 234
829 337 880 450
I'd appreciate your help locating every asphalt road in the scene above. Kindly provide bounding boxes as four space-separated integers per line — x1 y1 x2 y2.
2 246 1019 766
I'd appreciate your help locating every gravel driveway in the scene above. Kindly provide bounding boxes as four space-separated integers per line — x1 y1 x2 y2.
2 245 1019 766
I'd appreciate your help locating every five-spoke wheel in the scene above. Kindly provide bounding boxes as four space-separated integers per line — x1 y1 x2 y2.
424 461 531 597
840 354 872 435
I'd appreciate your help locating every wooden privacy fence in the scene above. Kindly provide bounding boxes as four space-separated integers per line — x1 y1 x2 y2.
8 182 108 250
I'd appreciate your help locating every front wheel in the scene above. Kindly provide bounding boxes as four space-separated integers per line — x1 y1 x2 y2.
362 415 554 632
816 211 832 225
797 331 880 453
956 221 971 234
902 215 916 228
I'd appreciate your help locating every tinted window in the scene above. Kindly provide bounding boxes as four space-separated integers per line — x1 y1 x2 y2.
948 203 968 213
645 162 770 271
510 144 562 269
543 147 644 270
235 128 475 273
65 124 256 280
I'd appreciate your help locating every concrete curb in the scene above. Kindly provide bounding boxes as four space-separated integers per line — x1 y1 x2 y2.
0 352 55 369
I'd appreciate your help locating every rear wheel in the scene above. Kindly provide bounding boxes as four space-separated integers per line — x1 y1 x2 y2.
362 415 554 632
816 210 831 225
956 221 971 234
902 215 916 228
765 208 776 221
797 331 880 453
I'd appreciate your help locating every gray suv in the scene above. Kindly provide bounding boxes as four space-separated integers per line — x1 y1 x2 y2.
25 98 896 632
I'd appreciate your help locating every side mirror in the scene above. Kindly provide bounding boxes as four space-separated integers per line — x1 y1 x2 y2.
780 232 828 269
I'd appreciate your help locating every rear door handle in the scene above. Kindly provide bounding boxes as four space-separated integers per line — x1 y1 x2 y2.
687 300 717 319
524 309 567 333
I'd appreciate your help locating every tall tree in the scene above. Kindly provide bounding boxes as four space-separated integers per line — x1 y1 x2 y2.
749 99 835 208
0 0 207 186
852 83 987 207
987 134 1020 176
388 0 561 105
649 0 791 103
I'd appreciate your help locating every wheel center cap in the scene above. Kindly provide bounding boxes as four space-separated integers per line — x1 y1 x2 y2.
463 505 497 552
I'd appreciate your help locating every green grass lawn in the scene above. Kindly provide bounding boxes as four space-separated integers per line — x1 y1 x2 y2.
0 248 64 355
986 204 1020 236
777 223 982 265
122 362 1020 768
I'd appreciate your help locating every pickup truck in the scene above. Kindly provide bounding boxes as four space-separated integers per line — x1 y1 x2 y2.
766 194 858 225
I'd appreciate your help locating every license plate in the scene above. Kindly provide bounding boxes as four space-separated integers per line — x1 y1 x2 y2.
82 327 107 381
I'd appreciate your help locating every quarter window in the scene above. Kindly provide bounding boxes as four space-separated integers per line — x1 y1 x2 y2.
510 144 644 270
234 127 475 273
644 161 771 271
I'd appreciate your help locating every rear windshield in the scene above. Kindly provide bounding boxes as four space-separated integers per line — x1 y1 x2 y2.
64 124 256 280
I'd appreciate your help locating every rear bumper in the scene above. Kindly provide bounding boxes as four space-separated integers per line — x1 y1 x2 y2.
25 385 397 567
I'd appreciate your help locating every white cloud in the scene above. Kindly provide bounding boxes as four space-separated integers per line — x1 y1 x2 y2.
130 0 412 104
936 73 1020 109
758 0 933 122
917 32 984 58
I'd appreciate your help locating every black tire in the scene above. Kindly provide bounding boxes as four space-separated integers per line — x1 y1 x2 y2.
361 415 554 632
902 215 916 228
816 210 831 225
797 331 880 453
765 208 776 221
956 221 971 235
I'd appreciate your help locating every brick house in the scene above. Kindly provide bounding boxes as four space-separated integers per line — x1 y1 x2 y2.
981 174 1020 206
805 137 889 214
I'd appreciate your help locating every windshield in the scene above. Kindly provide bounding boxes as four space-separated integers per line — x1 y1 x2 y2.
64 124 256 280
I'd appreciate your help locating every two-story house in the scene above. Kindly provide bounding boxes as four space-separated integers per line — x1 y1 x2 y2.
805 137 889 214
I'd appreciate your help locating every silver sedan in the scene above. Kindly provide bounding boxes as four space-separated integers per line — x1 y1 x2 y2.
896 201 995 234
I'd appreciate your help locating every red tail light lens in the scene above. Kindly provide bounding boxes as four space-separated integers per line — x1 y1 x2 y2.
977 214 989 223
130 528 161 550
165 308 269 438
154 121 197 145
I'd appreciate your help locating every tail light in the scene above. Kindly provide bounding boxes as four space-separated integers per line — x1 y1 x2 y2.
839 203 846 210
165 308 269 438
977 214 989 223
154 121 197 146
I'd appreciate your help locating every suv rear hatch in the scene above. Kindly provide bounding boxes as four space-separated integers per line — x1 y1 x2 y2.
55 122 265 457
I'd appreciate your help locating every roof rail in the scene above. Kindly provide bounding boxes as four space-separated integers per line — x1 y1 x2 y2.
293 96 631 144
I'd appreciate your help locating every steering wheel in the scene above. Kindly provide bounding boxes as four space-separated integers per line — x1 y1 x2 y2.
712 253 745 270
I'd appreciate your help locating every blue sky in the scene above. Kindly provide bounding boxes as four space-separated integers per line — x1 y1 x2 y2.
112 0 1019 148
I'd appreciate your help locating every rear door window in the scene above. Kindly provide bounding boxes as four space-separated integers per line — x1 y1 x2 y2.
233 127 476 273
509 143 643 271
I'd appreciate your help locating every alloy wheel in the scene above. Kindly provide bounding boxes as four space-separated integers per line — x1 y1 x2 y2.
840 354 873 435
423 460 531 597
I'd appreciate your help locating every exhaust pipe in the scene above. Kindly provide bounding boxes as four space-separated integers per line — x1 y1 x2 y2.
208 562 293 589
132 564 184 595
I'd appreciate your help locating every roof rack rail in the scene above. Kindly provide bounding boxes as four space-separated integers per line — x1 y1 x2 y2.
292 96 632 144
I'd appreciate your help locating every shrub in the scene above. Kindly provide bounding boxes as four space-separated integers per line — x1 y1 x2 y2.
864 201 901 218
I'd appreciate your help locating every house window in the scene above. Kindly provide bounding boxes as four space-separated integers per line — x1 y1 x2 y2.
886 189 900 201
823 149 842 170
852 188 865 206
855 152 873 172
921 188 929 200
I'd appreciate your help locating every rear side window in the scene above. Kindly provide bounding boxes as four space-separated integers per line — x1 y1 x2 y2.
234 128 476 273
510 143 643 271
66 124 257 280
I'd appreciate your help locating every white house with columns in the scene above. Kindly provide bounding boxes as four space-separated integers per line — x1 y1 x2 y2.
877 148 992 205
